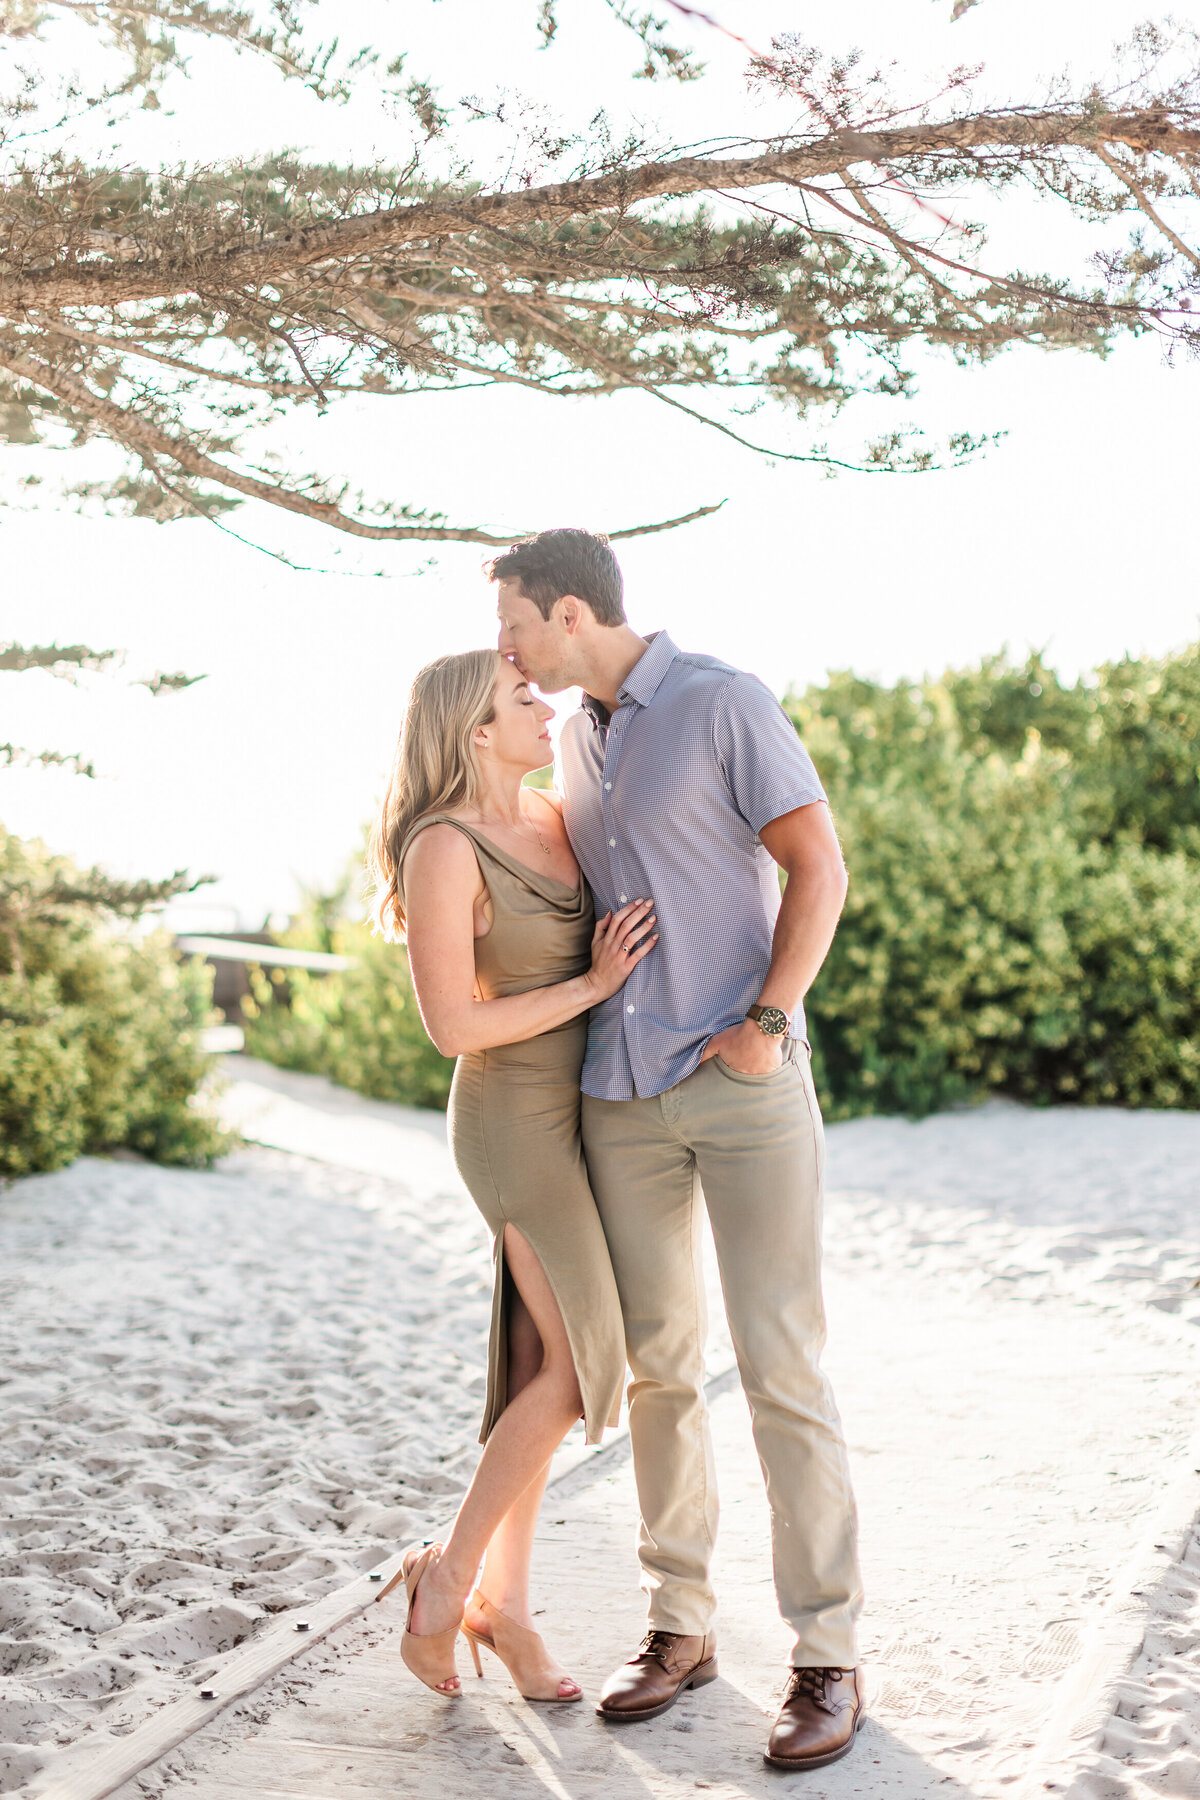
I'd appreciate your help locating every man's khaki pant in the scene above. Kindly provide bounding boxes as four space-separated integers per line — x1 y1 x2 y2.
581 1042 862 1668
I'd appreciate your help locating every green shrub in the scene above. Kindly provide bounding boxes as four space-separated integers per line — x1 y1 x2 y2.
939 641 1200 855
803 751 1085 1117
1049 842 1200 1107
789 643 1200 1118
243 916 454 1111
0 973 88 1173
0 830 228 1175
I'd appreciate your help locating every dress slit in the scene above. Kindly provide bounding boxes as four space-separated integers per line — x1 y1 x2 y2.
480 1222 601 1446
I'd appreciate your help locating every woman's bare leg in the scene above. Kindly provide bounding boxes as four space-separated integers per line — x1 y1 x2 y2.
408 1224 583 1688
463 1278 579 1694
468 1277 552 1628
473 1454 552 1626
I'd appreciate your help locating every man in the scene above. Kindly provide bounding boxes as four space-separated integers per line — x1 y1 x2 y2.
492 528 864 1772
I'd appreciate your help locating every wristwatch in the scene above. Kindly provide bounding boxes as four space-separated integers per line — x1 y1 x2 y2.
746 1004 790 1039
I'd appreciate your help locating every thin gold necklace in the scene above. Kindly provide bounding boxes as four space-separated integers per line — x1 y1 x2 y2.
479 805 553 856
527 807 553 856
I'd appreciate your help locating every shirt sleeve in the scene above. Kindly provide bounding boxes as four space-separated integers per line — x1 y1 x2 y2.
712 672 827 835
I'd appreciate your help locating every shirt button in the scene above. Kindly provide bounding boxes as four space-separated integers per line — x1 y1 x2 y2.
619 894 628 904
608 837 616 847
604 782 612 791
626 1004 635 1014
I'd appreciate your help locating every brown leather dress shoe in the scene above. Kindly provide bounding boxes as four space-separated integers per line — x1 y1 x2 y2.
596 1630 718 1722
764 1666 864 1769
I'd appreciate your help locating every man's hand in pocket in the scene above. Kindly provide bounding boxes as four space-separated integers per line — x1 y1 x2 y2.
700 1019 784 1076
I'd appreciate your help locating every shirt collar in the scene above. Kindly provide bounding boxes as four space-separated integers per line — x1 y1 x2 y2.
582 630 677 725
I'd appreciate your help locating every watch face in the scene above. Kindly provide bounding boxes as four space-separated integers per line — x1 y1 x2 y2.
757 1006 789 1038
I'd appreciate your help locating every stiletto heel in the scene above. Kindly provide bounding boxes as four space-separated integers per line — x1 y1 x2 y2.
374 1562 409 1606
462 1622 487 1673
378 1542 465 1697
464 1590 582 1703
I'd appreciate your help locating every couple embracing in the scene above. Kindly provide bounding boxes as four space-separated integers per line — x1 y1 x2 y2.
367 528 863 1772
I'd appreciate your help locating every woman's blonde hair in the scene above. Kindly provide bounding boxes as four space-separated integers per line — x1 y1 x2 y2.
367 648 501 939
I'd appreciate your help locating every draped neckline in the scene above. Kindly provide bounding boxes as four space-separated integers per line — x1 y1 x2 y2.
403 812 584 907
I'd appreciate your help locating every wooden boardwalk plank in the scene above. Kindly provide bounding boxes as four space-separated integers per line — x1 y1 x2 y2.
30 1554 412 1800
104 1259 1200 1800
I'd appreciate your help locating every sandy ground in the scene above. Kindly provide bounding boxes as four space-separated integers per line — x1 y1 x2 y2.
105 1210 1198 1800
1 1061 1198 1798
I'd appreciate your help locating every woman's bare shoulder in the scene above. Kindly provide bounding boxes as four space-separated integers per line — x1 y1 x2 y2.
402 819 483 891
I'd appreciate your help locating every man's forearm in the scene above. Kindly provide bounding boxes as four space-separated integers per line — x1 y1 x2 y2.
756 860 847 1021
701 804 846 1072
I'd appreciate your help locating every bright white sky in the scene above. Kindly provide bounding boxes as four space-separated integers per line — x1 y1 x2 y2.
3 0 1199 926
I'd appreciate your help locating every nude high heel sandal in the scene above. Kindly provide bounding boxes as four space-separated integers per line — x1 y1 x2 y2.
376 1543 481 1695
462 1590 582 1703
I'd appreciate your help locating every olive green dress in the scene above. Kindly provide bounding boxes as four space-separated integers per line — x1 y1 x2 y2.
401 813 626 1445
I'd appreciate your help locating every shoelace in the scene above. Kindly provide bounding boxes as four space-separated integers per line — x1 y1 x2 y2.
637 1631 683 1668
787 1667 845 1713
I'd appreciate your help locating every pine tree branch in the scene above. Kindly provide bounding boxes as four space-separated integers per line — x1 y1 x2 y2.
348 270 778 341
29 1 352 95
1092 143 1200 273
606 499 726 539
0 341 724 542
837 169 995 332
3 110 1198 312
0 742 96 776
783 175 1123 335
135 670 207 694
37 317 426 398
0 641 119 675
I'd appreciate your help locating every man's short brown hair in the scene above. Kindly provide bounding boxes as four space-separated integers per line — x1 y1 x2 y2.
487 528 626 626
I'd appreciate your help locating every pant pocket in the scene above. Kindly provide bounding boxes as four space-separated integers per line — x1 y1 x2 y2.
712 1053 797 1086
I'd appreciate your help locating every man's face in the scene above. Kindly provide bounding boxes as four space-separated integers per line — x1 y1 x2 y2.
495 579 575 693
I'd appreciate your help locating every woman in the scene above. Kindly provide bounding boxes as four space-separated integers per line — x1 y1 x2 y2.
366 649 656 1704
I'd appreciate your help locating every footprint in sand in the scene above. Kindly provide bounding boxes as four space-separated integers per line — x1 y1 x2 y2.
869 1635 947 1717
1022 1619 1083 1678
